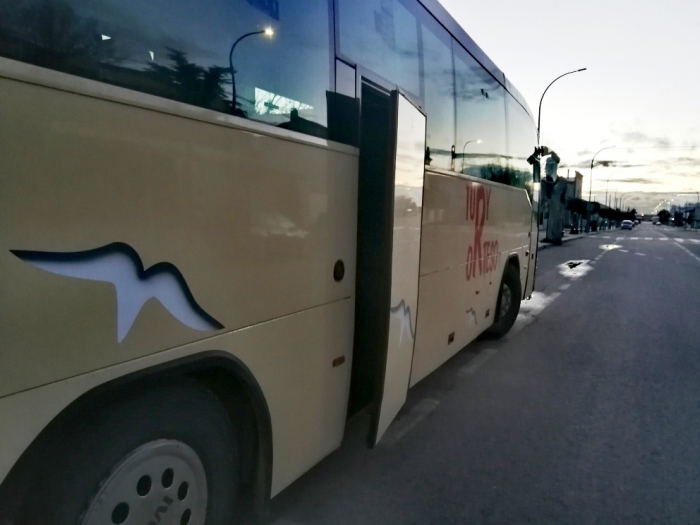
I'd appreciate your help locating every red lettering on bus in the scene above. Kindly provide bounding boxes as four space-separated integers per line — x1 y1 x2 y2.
465 182 498 281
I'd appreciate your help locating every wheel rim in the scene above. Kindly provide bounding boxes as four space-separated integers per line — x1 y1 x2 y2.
499 283 513 320
81 439 207 525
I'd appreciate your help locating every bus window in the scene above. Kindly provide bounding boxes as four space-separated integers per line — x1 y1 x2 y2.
454 41 507 181
420 11 455 171
0 0 331 139
336 0 421 99
506 95 536 196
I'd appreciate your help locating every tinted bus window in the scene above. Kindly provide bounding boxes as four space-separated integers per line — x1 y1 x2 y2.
0 0 331 139
420 13 455 171
506 95 536 195
337 0 421 98
453 41 507 181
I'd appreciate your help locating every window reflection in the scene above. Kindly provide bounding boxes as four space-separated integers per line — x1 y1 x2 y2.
421 16 455 171
454 41 507 181
506 96 536 195
337 0 421 98
0 0 331 139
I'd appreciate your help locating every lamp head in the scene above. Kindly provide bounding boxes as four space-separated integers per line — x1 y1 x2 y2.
476 139 482 144
264 27 274 37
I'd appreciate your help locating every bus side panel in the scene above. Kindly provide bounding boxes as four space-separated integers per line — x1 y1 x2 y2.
410 172 530 387
0 299 354 496
0 73 357 397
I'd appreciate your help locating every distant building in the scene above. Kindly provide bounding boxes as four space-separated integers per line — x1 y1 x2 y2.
564 171 583 227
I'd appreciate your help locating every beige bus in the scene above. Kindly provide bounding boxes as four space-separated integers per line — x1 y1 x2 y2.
0 0 539 522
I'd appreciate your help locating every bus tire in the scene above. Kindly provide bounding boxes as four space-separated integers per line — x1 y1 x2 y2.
15 380 238 525
483 263 521 339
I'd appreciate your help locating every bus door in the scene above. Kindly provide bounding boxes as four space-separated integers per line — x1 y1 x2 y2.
349 78 427 446
524 181 540 297
369 91 426 445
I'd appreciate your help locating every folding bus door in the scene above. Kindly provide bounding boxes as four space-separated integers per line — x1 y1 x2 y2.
368 90 427 445
524 182 540 297
350 79 427 446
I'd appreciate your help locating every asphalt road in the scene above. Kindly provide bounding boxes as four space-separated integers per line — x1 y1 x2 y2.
268 222 700 525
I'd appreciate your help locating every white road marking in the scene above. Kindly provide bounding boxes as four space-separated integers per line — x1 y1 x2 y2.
635 252 646 256
616 237 624 240
589 261 597 264
382 398 440 445
559 283 571 290
674 242 700 263
659 238 668 241
558 260 594 279
602 235 611 239
458 348 498 376
507 292 560 339
619 249 629 252
675 238 684 242
690 239 700 244
645 237 652 240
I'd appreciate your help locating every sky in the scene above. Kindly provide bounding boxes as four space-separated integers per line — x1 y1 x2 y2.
441 0 700 213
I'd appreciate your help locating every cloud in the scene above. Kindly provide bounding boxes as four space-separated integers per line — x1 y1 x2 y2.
614 177 656 184
645 156 700 169
612 130 672 148
617 131 651 143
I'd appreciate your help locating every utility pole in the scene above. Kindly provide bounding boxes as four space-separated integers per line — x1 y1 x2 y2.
587 146 615 233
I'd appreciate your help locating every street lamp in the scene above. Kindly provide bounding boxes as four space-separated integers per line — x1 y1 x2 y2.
537 68 587 146
618 192 632 210
604 172 619 208
603 172 620 229
229 27 274 116
585 145 615 232
589 145 615 201
461 139 482 172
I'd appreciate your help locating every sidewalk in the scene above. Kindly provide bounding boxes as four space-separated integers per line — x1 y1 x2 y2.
537 230 601 251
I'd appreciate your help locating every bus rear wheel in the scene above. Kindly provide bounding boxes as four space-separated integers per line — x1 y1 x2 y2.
16 381 238 525
483 263 521 339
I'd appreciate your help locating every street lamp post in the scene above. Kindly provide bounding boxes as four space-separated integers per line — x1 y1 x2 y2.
589 145 615 202
460 139 482 172
585 145 615 232
537 68 587 146
605 174 614 207
229 27 274 116
604 173 621 228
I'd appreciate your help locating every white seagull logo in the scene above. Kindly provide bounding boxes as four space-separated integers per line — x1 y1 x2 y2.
11 243 223 342
390 299 416 345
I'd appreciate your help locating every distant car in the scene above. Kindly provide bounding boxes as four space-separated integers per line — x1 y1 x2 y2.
621 220 633 230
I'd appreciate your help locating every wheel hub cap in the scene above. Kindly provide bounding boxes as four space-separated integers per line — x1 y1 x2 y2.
499 283 513 319
81 439 207 525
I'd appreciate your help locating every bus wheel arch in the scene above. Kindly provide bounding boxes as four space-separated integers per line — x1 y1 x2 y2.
0 351 273 525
